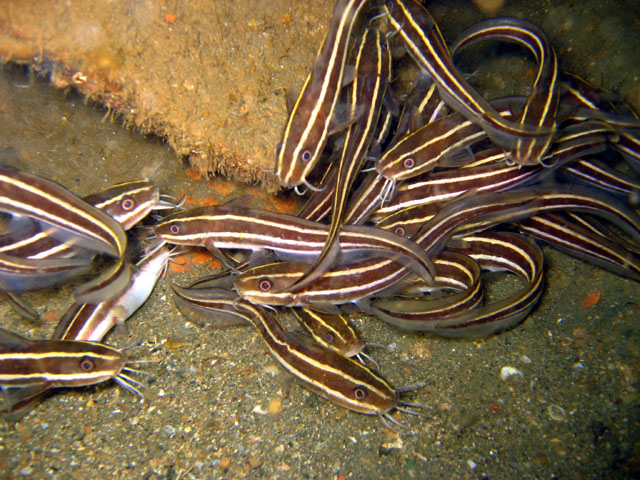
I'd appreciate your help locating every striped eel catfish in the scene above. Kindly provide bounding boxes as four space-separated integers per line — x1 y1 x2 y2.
0 179 172 321
0 178 171 260
152 204 436 284
450 17 559 165
372 148 541 224
174 281 369 362
283 27 391 293
2 247 172 420
233 187 640 310
0 327 143 417
382 0 554 164
375 111 491 181
81 179 174 230
53 246 173 341
0 253 91 293
275 0 372 188
366 251 484 325
565 213 640 254
561 159 640 197
408 186 640 250
0 165 131 303
291 307 366 359
400 250 483 295
0 164 126 258
167 288 422 429
374 97 529 182
373 118 625 238
519 213 640 282
369 232 544 338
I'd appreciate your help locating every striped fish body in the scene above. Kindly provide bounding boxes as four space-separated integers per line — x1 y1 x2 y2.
233 257 409 309
53 246 172 341
383 0 553 162
285 27 391 292
436 232 544 337
370 251 483 327
0 253 92 293
375 98 521 182
393 250 482 296
441 188 640 245
451 17 559 164
177 291 399 417
0 226 93 261
0 165 126 258
371 232 543 337
153 205 435 283
235 186 640 309
0 179 162 260
519 213 640 282
276 0 372 188
291 307 365 358
376 113 487 181
372 155 541 228
0 328 126 389
562 159 640 197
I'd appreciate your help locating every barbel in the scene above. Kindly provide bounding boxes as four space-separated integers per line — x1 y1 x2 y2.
169 288 421 429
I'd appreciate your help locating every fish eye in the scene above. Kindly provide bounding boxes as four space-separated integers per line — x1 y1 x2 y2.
121 196 136 211
353 386 369 400
394 226 405 236
258 278 273 292
300 149 312 163
79 356 95 371
403 157 415 169
169 223 181 235
324 333 335 344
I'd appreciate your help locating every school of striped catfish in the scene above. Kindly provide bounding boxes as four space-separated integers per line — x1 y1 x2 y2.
1 0 639 430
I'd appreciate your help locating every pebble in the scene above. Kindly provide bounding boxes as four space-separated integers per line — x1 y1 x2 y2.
380 436 403 451
500 366 524 381
268 397 282 414
253 404 268 415
263 363 280 376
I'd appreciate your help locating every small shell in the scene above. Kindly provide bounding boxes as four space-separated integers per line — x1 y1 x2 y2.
547 404 567 422
500 366 524 381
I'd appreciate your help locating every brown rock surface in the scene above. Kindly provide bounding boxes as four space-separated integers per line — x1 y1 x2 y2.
0 0 331 190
